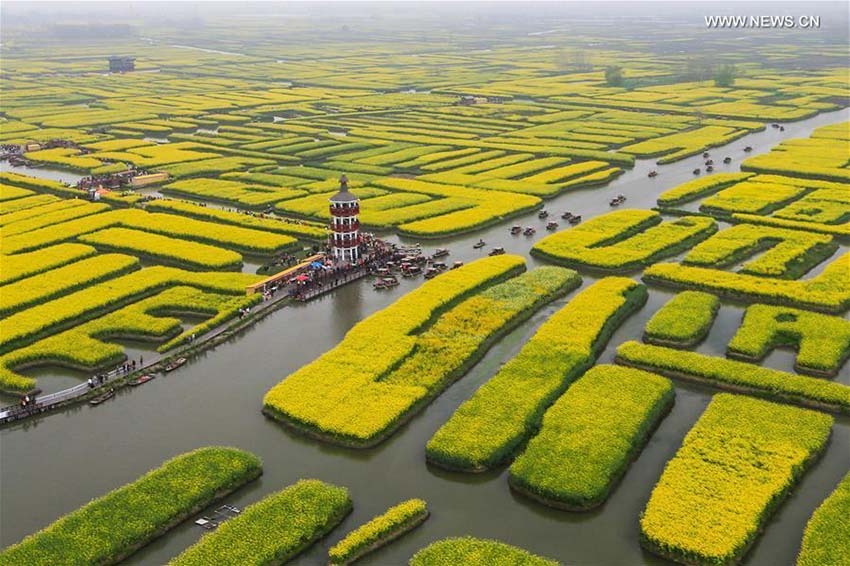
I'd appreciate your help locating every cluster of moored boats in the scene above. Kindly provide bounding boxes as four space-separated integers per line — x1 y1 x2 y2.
89 356 188 405
373 246 462 288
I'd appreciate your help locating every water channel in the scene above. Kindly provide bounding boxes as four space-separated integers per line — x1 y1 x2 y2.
1 107 848 565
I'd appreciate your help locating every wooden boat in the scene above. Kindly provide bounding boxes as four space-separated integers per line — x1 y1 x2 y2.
523 226 536 236
510 225 522 235
744 146 753 152
648 170 658 178
489 247 505 256
90 389 115 405
431 248 449 258
473 240 486 249
432 261 448 271
537 210 549 219
706 165 714 172
692 168 701 175
561 211 573 220
568 215 582 225
129 374 155 387
723 157 732 164
164 357 187 373
424 268 439 279
780 126 785 131
402 265 422 277
451 261 464 269
705 159 714 165
374 276 399 289
546 221 559 231
702 152 710 158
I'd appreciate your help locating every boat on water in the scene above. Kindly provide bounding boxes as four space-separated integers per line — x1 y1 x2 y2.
510 225 522 235
489 247 505 256
374 276 399 289
692 168 701 175
538 210 549 219
431 248 449 258
164 357 187 373
523 226 536 236
129 374 155 387
402 265 422 277
723 157 732 164
424 267 439 279
568 215 582 225
90 389 115 405
473 240 486 249
648 170 658 178
561 211 573 220
703 152 710 158
706 165 714 172
546 221 559 231
744 146 753 152
432 261 448 271
451 261 464 269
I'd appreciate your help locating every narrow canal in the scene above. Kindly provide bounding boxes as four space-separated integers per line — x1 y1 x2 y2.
1 107 847 566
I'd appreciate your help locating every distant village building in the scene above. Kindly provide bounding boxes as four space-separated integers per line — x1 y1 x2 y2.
328 175 361 262
108 56 135 73
457 95 490 106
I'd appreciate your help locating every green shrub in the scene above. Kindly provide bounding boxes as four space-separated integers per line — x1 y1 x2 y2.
509 365 673 509
682 224 838 280
657 173 755 206
328 499 428 565
643 291 719 347
80 228 243 271
0 447 262 566
616 341 850 414
0 243 97 285
171 479 351 566
797 472 850 566
727 304 850 377
640 394 832 565
410 537 558 566
264 259 575 447
532 209 717 272
426 277 644 471
0 253 140 315
643 253 850 314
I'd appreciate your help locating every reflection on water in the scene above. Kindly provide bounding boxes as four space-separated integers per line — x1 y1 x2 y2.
0 162 84 185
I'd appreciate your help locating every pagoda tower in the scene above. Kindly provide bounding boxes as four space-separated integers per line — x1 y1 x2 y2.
328 174 361 262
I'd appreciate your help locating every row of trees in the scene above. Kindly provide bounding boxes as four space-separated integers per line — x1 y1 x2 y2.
604 62 737 88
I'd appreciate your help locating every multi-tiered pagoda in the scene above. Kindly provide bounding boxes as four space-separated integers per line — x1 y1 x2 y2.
328 174 361 262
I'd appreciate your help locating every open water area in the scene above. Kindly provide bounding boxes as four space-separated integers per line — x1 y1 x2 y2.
1 108 848 566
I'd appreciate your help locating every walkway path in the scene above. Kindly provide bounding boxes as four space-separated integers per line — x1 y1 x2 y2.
0 285 294 425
